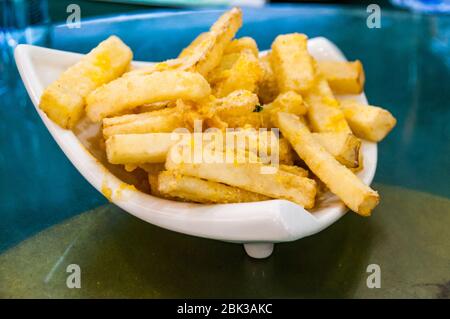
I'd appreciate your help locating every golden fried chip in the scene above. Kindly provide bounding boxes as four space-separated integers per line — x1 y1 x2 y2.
39 36 132 128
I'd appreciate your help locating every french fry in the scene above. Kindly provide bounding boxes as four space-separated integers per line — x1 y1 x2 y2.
209 7 243 39
165 144 317 208
212 49 263 98
278 164 308 177
135 100 174 113
102 106 176 127
122 58 183 78
179 7 243 77
180 34 226 77
278 138 295 165
226 129 277 155
339 99 397 142
312 132 361 168
257 53 278 104
86 70 211 122
106 133 187 164
209 90 259 117
307 101 351 133
148 173 164 197
143 163 167 197
178 32 211 58
270 33 316 93
207 53 240 83
220 91 307 129
105 130 281 165
157 170 270 203
218 112 266 129
275 111 361 167
317 60 365 94
102 107 185 138
39 36 132 128
224 37 258 56
276 112 379 216
216 129 284 165
127 8 243 79
264 91 308 115
305 77 352 133
350 149 364 174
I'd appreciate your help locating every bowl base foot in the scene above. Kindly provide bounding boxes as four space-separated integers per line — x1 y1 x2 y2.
243 243 274 258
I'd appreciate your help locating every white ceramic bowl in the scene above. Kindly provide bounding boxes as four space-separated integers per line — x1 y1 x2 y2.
14 37 377 258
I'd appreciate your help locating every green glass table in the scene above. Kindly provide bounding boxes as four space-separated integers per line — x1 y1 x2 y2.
1 5 449 298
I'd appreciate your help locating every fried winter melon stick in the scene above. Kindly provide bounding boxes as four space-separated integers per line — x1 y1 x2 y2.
276 114 360 167
179 34 225 77
276 112 379 216
278 164 308 177
250 90 307 127
339 99 397 142
136 100 175 113
122 59 184 78
165 144 317 208
264 91 308 116
270 33 316 93
178 7 243 76
106 133 186 164
212 49 263 97
219 112 266 129
209 7 243 43
126 8 243 79
278 138 295 165
157 171 270 204
312 132 361 168
39 36 132 128
257 53 278 104
305 76 351 133
106 131 267 166
178 32 211 59
220 91 307 129
102 99 203 136
224 37 259 56
206 90 259 117
317 60 365 94
207 53 241 82
105 130 284 165
102 107 185 139
86 70 210 122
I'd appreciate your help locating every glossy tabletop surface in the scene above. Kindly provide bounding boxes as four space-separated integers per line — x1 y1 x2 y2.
1 5 449 298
